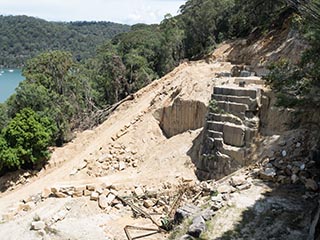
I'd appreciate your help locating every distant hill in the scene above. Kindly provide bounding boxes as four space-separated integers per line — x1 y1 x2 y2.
0 15 130 67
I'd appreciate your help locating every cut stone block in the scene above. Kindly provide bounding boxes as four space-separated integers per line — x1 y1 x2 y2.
213 94 257 110
207 121 224 132
208 113 243 125
214 86 260 99
217 101 248 113
220 144 246 164
223 123 245 147
207 130 223 139
234 77 265 86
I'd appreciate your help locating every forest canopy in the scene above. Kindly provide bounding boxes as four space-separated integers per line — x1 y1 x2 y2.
0 15 130 67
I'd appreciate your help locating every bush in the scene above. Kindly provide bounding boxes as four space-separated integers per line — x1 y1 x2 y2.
0 108 54 170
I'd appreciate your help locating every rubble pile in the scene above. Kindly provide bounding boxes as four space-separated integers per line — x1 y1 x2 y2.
256 131 319 192
81 143 140 177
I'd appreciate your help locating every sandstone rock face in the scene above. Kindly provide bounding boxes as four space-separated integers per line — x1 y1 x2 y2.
196 85 263 180
154 98 207 138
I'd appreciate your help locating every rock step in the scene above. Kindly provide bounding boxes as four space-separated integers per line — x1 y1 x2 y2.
213 138 224 148
196 150 241 180
244 117 260 129
207 130 223 139
234 77 265 86
212 94 257 109
208 113 242 125
207 121 225 132
207 121 248 147
215 101 246 119
219 144 246 165
222 123 246 147
245 128 259 144
216 101 248 113
214 86 260 99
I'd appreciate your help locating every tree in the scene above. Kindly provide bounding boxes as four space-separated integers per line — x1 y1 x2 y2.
180 0 234 58
159 14 185 75
0 108 55 170
8 51 92 145
90 42 128 106
265 0 320 108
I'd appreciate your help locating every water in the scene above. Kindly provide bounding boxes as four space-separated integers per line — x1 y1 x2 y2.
0 69 24 103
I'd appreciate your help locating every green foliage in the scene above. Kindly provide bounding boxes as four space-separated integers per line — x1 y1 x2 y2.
229 0 289 37
89 42 128 106
0 108 54 170
7 51 93 145
265 3 320 108
0 103 9 130
180 0 234 58
209 99 224 113
0 15 130 67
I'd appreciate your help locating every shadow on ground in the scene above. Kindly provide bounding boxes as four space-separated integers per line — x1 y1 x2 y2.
213 182 319 240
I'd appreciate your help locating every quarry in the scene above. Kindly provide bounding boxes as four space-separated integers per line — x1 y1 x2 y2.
0 32 319 240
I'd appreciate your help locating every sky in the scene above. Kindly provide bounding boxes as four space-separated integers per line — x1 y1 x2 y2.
0 0 187 25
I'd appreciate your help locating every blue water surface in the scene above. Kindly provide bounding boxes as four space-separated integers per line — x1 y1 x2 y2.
0 69 24 103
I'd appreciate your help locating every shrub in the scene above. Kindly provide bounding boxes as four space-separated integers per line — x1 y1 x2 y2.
0 108 54 170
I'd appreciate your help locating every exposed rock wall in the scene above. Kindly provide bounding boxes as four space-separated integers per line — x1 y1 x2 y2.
196 85 263 180
154 98 207 138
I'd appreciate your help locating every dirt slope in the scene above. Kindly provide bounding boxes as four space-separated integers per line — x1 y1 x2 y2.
0 59 234 239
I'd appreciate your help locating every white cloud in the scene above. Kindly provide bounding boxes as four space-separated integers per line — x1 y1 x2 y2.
0 0 186 24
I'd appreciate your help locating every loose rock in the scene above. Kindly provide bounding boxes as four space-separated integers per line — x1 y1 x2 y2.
230 176 246 187
260 167 276 181
41 188 52 199
31 221 46 231
305 179 318 191
98 195 109 209
90 191 99 201
188 216 206 238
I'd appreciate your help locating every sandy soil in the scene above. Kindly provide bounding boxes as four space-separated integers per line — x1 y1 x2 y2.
0 59 236 240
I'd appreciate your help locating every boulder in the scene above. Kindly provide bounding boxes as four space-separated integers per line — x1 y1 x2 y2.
41 188 52 199
188 216 206 238
230 176 246 187
200 208 215 221
31 221 46 231
180 235 194 240
143 199 154 208
305 179 318 191
106 193 116 205
118 161 126 171
175 204 200 223
86 184 95 191
134 186 144 196
73 185 86 197
98 195 108 209
211 201 223 211
90 191 99 201
18 202 35 212
55 191 68 198
260 167 276 181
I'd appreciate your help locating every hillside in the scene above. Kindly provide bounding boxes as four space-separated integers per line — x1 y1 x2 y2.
0 15 130 67
0 30 319 238
0 0 319 239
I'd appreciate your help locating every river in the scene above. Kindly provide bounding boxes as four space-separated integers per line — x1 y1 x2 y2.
0 69 24 103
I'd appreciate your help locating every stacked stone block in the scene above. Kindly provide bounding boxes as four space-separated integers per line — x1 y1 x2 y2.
197 86 262 180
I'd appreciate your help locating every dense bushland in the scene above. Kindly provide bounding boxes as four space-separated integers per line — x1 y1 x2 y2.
0 15 130 67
